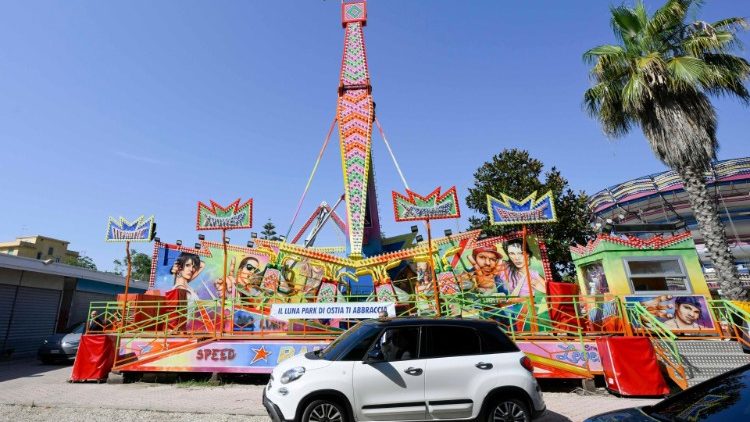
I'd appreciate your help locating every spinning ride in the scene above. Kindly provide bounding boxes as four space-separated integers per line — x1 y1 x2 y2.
76 1 750 393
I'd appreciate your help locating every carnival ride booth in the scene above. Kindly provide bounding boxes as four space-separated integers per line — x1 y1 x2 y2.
75 1 750 393
571 231 716 335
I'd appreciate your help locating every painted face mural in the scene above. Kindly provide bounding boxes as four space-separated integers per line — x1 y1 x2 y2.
625 295 714 331
506 243 525 269
154 244 271 301
433 233 550 302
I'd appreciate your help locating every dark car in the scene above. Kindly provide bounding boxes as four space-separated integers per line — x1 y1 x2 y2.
585 363 750 421
37 322 85 364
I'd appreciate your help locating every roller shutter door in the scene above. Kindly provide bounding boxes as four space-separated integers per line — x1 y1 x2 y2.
69 291 113 328
4 287 61 357
0 284 17 353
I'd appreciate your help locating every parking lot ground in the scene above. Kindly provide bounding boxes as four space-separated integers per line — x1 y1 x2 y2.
0 359 660 422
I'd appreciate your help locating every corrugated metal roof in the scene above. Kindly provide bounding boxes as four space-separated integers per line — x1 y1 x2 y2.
0 253 149 289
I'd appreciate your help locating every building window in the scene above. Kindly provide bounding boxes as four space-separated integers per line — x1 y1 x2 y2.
55 257 60 263
36 252 42 259
624 257 690 293
48 247 54 256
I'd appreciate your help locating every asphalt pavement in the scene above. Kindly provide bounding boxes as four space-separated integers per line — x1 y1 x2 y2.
0 359 660 422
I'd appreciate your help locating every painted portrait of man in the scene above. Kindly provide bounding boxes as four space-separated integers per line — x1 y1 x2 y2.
467 246 508 295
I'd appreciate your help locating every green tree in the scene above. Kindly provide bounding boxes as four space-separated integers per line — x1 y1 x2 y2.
262 219 280 240
63 254 97 271
466 149 596 280
113 249 153 281
583 0 749 299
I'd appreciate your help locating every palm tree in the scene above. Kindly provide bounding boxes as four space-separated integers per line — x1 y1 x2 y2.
583 0 749 300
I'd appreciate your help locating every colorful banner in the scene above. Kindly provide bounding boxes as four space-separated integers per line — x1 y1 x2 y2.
392 187 460 222
626 295 716 331
151 243 346 303
196 198 253 231
151 243 271 301
517 340 603 374
269 302 395 320
122 340 330 373
487 191 557 225
434 233 551 299
105 215 155 242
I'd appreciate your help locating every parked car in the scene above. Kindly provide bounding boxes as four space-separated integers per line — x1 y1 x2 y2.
263 317 546 422
585 363 750 421
37 322 85 364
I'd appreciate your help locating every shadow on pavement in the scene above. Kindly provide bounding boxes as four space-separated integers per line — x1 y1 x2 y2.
124 372 271 386
0 358 72 383
538 410 573 422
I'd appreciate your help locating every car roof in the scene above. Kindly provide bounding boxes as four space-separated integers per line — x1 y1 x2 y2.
365 317 500 329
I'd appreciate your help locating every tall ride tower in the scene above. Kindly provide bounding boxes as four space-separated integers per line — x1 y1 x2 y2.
337 1 381 259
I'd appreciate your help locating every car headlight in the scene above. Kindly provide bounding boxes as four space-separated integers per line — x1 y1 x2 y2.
63 341 80 347
280 367 305 384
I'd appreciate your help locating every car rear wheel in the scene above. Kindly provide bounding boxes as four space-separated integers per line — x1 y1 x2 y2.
301 399 347 422
485 398 530 422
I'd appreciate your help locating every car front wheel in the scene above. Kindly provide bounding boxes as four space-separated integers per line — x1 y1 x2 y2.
301 399 347 422
485 398 530 422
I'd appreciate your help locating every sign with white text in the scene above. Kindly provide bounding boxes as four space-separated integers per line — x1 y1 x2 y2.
269 302 395 321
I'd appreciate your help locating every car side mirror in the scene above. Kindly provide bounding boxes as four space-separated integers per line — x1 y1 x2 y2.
365 348 384 363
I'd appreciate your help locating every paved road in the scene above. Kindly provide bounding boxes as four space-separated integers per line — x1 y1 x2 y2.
0 359 660 421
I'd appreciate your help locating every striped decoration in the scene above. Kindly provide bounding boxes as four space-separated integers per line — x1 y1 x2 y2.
337 20 374 258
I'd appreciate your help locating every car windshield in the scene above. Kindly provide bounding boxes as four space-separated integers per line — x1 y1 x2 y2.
67 322 85 334
319 321 381 361
646 364 750 421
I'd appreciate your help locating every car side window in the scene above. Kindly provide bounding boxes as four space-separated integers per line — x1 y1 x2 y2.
374 327 420 362
479 326 519 354
339 326 382 361
70 322 86 334
423 326 481 358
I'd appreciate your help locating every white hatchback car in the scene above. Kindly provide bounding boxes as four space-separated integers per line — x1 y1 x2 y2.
264 318 545 422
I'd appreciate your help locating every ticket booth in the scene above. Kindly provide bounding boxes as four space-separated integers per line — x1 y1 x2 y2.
571 232 716 333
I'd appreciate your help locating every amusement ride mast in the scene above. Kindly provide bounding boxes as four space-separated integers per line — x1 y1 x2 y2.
337 1 381 259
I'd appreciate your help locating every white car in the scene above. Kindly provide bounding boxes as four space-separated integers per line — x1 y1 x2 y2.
263 318 545 422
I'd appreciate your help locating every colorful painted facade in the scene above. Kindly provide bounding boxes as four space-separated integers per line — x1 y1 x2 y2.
571 232 710 297
82 2 750 389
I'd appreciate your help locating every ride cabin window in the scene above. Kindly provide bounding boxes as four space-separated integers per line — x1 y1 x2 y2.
624 257 690 293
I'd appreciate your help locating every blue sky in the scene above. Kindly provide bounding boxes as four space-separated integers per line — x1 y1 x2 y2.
0 1 748 272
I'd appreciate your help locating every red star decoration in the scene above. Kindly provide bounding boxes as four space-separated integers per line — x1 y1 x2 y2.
251 346 272 364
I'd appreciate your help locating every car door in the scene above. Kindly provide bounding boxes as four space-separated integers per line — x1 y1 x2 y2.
352 326 426 421
423 325 495 420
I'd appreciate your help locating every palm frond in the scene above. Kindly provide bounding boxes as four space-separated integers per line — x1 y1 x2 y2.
702 53 750 102
711 17 749 32
610 5 645 45
583 82 632 138
583 44 626 64
648 0 690 37
668 56 708 87
637 52 667 76
683 29 740 56
622 72 651 113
